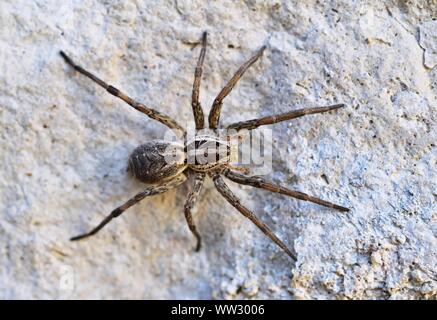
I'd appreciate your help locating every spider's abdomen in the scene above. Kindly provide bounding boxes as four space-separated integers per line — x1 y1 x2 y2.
128 141 187 183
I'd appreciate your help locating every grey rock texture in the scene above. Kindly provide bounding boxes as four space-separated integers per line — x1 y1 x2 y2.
419 20 437 69
0 0 436 299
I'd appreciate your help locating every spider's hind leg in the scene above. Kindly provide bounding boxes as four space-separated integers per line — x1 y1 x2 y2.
59 51 184 134
70 175 186 241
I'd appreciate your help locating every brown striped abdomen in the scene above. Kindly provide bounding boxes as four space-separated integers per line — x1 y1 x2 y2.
128 141 187 184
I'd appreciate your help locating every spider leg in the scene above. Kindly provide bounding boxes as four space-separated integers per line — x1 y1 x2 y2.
59 51 185 135
226 164 251 175
227 104 345 131
211 172 296 260
208 45 266 129
191 32 207 130
70 175 186 241
183 172 206 251
223 168 349 212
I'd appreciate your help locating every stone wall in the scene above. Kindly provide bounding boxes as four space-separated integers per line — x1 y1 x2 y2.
0 0 435 299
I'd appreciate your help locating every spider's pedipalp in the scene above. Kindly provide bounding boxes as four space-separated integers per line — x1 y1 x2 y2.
191 31 207 130
223 168 350 212
211 172 296 261
227 103 345 131
208 45 266 129
60 51 185 135
183 172 206 251
70 174 186 241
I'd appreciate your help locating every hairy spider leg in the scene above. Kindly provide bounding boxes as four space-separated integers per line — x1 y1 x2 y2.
227 104 345 131
191 31 207 130
70 175 186 241
60 51 184 135
208 46 266 129
183 172 206 251
223 168 349 212
211 172 296 260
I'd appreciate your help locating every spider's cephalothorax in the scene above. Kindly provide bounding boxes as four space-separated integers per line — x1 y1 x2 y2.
185 132 232 172
61 32 350 261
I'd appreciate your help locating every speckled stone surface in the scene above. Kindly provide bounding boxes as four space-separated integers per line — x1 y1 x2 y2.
0 0 436 299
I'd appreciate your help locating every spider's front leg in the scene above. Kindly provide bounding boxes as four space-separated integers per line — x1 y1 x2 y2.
183 172 206 251
223 169 349 212
227 104 345 131
211 172 296 261
70 174 186 241
208 45 266 129
191 32 207 130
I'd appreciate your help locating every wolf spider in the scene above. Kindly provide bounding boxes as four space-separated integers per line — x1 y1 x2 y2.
60 32 349 261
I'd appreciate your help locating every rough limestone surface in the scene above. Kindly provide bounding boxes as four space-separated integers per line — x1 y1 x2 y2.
0 0 436 299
